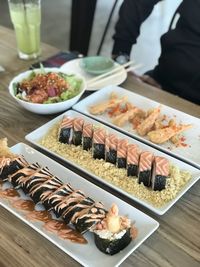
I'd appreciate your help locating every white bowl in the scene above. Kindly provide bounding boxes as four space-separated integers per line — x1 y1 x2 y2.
8 67 86 115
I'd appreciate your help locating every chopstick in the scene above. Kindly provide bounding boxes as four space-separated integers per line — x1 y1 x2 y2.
87 63 143 86
87 60 134 85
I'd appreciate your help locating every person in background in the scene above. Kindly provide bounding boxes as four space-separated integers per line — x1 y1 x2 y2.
112 0 200 104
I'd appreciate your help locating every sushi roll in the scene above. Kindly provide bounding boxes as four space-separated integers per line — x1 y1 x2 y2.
138 151 154 187
0 155 28 182
28 175 63 204
8 163 40 189
93 128 106 159
46 183 74 211
92 204 135 255
23 166 53 194
74 202 107 234
82 122 93 151
53 190 85 218
105 134 118 165
58 116 74 144
62 196 95 224
152 156 169 191
127 144 140 177
73 117 84 146
116 139 128 168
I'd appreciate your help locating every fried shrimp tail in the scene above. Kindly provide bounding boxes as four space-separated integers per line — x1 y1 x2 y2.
147 124 192 144
112 108 140 127
89 96 127 115
136 105 161 136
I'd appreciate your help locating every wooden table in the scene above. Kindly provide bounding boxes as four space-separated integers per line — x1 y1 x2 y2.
0 26 200 267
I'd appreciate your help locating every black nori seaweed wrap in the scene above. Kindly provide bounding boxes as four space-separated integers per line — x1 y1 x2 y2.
83 137 92 151
117 158 127 168
73 131 82 146
106 149 117 164
8 163 40 188
29 175 63 204
94 228 132 255
152 175 166 191
74 202 107 234
93 144 105 159
0 155 28 182
127 164 138 177
138 170 151 186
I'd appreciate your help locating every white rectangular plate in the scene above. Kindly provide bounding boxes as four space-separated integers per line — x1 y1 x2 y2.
73 86 200 169
25 110 200 215
0 143 159 267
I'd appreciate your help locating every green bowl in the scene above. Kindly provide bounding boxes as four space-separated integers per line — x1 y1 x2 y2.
80 56 114 75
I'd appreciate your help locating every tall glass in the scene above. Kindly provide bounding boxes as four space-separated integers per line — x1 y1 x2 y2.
8 0 41 60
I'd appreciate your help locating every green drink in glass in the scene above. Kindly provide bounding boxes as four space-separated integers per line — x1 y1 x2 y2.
8 0 41 60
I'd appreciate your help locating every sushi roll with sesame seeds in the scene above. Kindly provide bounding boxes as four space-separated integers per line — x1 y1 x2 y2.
105 134 118 165
58 116 74 144
152 156 169 191
73 117 84 146
8 162 40 189
127 144 140 177
92 128 106 159
92 204 137 255
82 122 93 151
138 151 154 187
116 139 128 168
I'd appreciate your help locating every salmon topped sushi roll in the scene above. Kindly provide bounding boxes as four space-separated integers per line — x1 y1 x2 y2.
82 122 93 150
127 144 140 177
152 156 169 191
138 151 154 187
117 139 128 168
105 134 118 165
92 128 106 159
58 116 74 144
0 155 28 182
73 117 84 146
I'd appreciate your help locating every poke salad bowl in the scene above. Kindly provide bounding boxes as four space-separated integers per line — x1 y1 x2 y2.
8 67 86 115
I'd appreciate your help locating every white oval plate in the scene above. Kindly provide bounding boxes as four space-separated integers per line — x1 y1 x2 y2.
60 58 127 91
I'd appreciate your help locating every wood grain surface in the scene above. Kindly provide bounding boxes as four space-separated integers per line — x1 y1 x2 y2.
0 26 200 267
